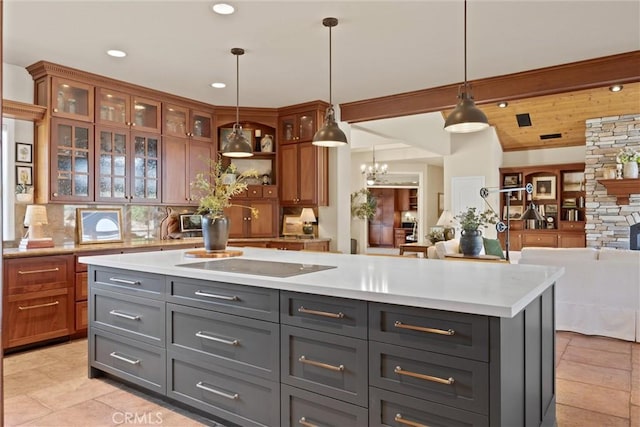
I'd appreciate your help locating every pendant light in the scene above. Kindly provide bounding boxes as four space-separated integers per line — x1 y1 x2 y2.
222 47 253 157
313 17 348 147
444 0 489 134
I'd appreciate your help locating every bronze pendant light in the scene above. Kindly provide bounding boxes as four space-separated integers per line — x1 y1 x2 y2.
223 47 253 157
444 0 489 133
313 17 348 147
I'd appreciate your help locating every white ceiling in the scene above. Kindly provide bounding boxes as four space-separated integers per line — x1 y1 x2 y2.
4 0 640 158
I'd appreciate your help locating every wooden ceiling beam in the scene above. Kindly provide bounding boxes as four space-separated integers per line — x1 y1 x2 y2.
340 50 640 123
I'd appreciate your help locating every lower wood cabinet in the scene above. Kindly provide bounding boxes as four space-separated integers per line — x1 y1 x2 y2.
266 240 330 252
3 255 74 350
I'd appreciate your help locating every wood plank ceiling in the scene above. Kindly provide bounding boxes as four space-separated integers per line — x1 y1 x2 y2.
456 82 640 152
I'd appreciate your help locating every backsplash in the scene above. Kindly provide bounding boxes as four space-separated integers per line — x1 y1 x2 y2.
9 204 199 248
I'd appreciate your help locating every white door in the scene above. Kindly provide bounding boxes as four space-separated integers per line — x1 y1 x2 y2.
451 176 485 218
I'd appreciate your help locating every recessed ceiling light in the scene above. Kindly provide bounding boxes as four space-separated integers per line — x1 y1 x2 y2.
211 82 226 89
107 49 127 58
609 85 623 92
497 101 508 108
212 3 234 15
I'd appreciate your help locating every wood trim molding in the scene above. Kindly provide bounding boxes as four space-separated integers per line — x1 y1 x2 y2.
340 51 640 123
598 179 640 205
2 99 47 121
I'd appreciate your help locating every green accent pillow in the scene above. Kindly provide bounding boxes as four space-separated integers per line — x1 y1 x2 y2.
483 237 505 259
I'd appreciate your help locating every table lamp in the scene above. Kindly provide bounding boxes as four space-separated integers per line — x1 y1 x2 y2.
21 205 54 249
300 208 316 235
436 210 456 240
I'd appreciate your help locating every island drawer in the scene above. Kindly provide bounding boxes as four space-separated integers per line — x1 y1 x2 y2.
92 267 165 299
369 341 489 414
369 303 489 362
167 276 279 322
281 291 367 338
91 328 165 394
369 387 488 427
168 351 279 427
90 288 165 346
167 303 279 381
281 384 368 427
281 325 368 407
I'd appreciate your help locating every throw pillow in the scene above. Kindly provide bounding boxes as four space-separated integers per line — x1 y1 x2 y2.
483 237 505 259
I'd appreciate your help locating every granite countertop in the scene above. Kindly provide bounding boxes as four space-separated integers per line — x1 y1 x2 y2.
2 237 332 259
79 246 563 318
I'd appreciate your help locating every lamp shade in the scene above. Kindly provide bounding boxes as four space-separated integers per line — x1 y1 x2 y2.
300 208 317 223
521 202 545 221
222 48 254 158
24 205 48 226
444 92 490 133
436 210 454 227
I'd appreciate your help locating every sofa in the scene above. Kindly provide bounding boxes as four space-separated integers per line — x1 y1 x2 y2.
427 238 522 263
519 247 640 342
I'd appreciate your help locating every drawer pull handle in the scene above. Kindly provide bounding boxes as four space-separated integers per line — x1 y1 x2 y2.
394 413 429 427
109 310 141 321
195 331 239 346
109 277 141 286
394 321 455 336
394 366 455 385
18 300 59 310
299 355 344 372
195 381 239 400
298 306 344 319
298 417 319 427
18 267 60 275
109 352 140 365
194 290 239 301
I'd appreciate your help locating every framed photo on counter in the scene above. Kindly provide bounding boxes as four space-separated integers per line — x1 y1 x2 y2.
77 208 123 244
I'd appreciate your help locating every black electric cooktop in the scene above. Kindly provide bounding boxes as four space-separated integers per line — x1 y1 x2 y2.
177 258 336 278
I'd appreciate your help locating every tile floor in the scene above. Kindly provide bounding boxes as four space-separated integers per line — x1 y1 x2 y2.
2 331 639 426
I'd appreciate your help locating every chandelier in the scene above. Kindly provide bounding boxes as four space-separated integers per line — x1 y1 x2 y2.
361 146 388 185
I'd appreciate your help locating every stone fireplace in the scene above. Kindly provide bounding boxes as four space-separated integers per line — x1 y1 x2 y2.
584 113 640 249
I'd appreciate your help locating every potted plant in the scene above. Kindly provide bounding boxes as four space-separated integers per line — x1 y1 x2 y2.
191 156 259 252
350 188 377 220
454 207 497 256
15 183 33 204
616 147 639 179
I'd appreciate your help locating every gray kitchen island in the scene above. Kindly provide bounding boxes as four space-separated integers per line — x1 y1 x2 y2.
80 247 563 427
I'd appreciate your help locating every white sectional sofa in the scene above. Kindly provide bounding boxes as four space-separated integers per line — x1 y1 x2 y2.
519 247 640 342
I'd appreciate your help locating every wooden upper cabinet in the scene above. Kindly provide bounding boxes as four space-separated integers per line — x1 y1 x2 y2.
96 87 161 133
279 111 316 144
162 136 213 205
278 142 328 206
164 103 213 142
51 77 94 122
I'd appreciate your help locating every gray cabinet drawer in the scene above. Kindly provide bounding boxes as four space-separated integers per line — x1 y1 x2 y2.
167 276 279 322
92 267 164 300
91 287 165 346
369 387 488 427
369 341 488 414
281 325 368 407
281 291 367 338
90 328 165 394
168 352 279 427
369 302 489 362
281 384 368 427
167 303 279 381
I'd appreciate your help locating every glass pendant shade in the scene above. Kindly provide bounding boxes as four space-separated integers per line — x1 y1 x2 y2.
313 17 348 147
223 47 253 158
444 91 489 133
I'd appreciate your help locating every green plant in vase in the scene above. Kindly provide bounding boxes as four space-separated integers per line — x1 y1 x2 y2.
191 155 259 251
454 207 497 256
350 188 377 220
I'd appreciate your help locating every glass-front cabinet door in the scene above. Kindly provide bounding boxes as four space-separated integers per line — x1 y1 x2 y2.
95 126 129 203
96 88 129 127
131 132 160 204
279 111 316 144
51 77 94 122
50 118 94 202
298 111 316 142
190 110 212 141
133 97 161 133
163 104 188 138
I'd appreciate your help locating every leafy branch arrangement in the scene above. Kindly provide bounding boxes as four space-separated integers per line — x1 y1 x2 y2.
455 207 497 231
350 188 377 220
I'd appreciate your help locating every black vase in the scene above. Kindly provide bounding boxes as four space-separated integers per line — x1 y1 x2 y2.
459 229 483 256
202 213 229 252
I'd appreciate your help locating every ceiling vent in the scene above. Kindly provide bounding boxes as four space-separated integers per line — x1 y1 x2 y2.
515 113 532 127
539 133 562 140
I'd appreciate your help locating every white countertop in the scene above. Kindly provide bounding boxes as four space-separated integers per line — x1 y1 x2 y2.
79 247 564 318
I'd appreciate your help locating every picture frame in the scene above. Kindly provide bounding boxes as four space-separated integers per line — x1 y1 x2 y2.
545 204 558 214
77 208 124 244
282 214 303 236
532 176 556 200
503 173 521 188
505 188 522 201
437 192 444 218
562 171 584 192
16 142 32 163
16 165 32 186
503 205 523 220
219 127 253 151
